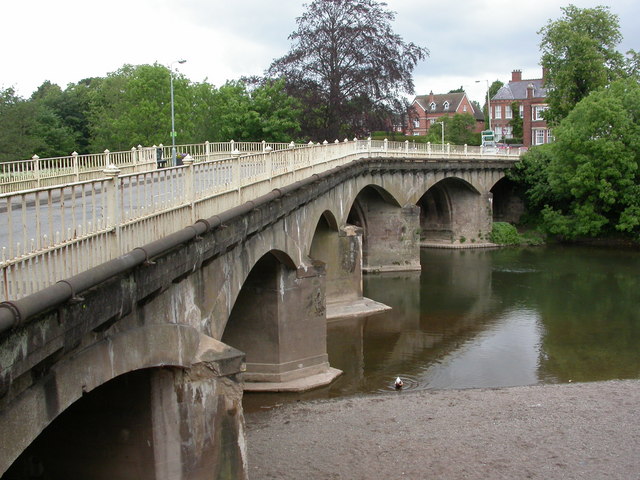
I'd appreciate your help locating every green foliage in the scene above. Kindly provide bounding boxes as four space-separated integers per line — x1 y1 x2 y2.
627 49 640 79
204 79 301 142
88 63 179 151
0 63 303 161
512 78 640 241
0 86 77 161
490 222 521 245
509 101 523 142
538 5 625 126
443 113 479 145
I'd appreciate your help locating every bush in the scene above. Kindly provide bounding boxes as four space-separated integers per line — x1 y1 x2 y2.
490 222 521 245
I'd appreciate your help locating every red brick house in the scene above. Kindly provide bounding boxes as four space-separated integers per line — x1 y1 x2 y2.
405 92 484 136
491 70 552 147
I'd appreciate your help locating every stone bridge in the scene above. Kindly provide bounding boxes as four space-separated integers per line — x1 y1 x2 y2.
0 155 517 479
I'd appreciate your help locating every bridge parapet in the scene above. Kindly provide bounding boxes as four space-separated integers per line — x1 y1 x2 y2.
0 140 519 301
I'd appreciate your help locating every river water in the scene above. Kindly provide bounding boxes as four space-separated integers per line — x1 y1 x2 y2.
244 245 640 411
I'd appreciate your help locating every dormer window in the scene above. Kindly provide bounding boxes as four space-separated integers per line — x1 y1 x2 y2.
443 101 450 111
430 102 436 111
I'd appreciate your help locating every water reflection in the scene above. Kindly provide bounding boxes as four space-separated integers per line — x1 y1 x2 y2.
244 245 640 412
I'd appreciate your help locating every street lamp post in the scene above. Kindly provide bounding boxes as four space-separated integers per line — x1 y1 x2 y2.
476 79 492 131
170 59 187 165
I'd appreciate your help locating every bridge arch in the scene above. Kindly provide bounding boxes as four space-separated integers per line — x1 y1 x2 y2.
418 177 488 244
221 250 334 387
490 176 524 223
0 323 203 477
346 185 419 271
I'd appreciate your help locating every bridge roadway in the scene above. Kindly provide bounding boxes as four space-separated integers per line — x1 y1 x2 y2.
0 139 519 479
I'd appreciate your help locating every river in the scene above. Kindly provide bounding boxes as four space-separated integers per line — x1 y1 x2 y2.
243 245 640 411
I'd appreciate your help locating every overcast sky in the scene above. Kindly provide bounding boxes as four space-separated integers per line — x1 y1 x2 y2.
2 0 639 105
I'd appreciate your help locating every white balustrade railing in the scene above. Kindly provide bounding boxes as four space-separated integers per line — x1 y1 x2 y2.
0 141 292 194
0 139 522 300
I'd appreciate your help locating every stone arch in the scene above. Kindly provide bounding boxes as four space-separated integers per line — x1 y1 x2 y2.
490 176 524 223
418 177 488 244
221 250 334 386
5 369 159 479
308 210 362 306
0 324 202 476
347 185 420 272
222 250 295 359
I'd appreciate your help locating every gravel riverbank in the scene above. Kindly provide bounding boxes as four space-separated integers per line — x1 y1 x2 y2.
245 380 640 479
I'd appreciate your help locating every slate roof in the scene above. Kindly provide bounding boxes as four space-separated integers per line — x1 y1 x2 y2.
493 79 547 101
413 92 468 115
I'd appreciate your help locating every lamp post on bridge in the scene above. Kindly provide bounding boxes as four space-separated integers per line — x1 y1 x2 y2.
170 59 187 165
476 79 492 131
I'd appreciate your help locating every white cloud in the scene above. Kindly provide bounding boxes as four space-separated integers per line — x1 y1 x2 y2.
2 0 638 104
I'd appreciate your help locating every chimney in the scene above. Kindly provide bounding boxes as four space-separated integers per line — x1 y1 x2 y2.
512 70 522 82
527 83 535 99
428 90 434 104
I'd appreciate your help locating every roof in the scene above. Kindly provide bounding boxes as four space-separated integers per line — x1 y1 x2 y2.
413 92 469 115
493 79 547 101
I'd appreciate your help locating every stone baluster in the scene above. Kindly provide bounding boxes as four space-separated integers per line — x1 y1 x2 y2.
72 151 79 182
32 155 40 188
103 164 121 257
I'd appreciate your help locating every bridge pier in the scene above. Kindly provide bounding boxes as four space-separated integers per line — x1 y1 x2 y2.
310 224 390 320
363 205 421 273
222 257 341 392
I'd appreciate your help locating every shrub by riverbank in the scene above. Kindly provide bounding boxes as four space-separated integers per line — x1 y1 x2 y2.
491 222 545 246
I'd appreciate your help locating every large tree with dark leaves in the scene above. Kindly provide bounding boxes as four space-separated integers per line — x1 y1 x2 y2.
268 0 428 140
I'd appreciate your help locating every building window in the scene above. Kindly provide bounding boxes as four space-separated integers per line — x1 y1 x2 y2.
519 104 524 117
413 118 420 128
533 128 546 145
533 105 547 121
430 102 436 111
494 105 502 119
463 105 467 112
429 118 435 125
413 132 420 136
443 101 450 111
505 105 512 119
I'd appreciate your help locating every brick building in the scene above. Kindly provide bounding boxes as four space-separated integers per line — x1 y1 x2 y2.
405 92 484 136
491 69 552 147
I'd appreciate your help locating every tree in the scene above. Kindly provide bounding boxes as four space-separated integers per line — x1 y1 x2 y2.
0 86 76 161
87 63 195 151
33 78 97 154
521 78 640 240
268 0 428 140
199 79 301 143
626 49 640 79
509 101 523 142
443 113 478 145
538 5 625 126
